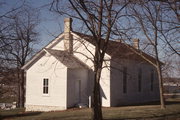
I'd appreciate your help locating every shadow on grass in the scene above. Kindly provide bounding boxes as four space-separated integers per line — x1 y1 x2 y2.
0 112 42 120
104 112 180 120
165 101 180 105
116 100 180 107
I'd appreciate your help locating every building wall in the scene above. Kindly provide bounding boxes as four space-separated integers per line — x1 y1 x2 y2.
67 68 89 107
110 59 159 106
100 61 111 107
25 52 67 111
72 33 95 69
50 39 65 50
72 33 111 107
46 34 64 50
26 32 159 109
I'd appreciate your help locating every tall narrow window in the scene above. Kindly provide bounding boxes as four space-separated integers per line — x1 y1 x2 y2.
123 67 127 93
43 78 49 94
150 70 154 91
138 68 142 92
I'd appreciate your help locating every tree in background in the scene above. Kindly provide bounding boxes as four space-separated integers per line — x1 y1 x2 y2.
160 0 180 56
0 1 40 107
160 1 179 78
127 0 180 109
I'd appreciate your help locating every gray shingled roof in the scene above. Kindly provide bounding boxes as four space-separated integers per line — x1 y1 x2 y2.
74 31 161 65
45 48 89 69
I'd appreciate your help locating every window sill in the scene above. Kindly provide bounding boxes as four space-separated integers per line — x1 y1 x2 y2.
42 94 50 97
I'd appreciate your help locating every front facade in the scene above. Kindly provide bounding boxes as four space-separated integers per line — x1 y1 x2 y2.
23 18 159 111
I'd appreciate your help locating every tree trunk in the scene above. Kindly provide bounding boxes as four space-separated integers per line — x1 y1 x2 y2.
17 69 20 108
18 69 25 108
154 47 165 109
156 62 165 109
93 66 103 120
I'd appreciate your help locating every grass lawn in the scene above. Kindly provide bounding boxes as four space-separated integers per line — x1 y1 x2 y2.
1 99 180 120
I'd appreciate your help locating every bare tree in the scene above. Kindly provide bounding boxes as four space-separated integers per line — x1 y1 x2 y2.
128 0 169 109
0 4 40 107
153 0 180 56
51 0 130 119
175 59 180 76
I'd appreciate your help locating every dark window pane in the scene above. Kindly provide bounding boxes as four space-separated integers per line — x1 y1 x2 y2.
43 87 45 93
138 68 142 92
46 87 48 94
46 79 48 85
43 79 49 94
151 70 154 91
123 67 127 93
43 79 45 85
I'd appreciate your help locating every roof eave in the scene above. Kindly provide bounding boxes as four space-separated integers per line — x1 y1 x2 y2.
21 33 64 70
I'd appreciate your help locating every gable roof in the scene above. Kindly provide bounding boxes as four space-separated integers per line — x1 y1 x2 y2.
22 31 161 70
22 50 46 70
45 49 89 69
73 31 159 65
22 33 64 70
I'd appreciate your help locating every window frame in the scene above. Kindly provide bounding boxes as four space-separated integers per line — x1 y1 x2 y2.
123 67 127 94
43 78 49 95
150 69 154 91
138 68 142 92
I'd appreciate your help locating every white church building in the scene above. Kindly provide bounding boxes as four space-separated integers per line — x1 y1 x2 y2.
22 18 160 111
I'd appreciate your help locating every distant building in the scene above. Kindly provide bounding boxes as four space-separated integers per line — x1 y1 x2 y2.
163 78 180 97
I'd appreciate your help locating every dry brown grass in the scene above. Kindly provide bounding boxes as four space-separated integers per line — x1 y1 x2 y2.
1 100 180 120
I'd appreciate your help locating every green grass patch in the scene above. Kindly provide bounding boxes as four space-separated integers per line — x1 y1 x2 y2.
1 101 180 120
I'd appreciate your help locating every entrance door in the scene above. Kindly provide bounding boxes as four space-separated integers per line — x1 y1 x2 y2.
75 80 81 103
